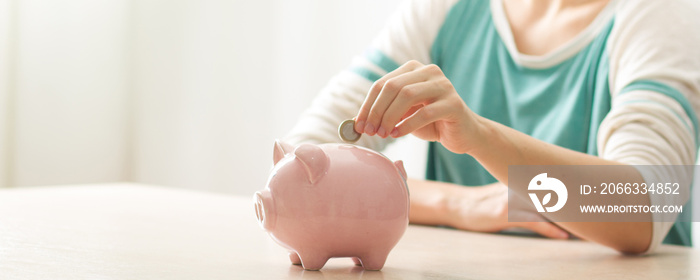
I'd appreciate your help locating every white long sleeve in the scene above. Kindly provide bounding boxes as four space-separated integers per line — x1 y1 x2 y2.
601 0 700 253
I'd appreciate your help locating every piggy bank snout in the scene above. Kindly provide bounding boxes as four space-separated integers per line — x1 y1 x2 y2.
254 191 275 231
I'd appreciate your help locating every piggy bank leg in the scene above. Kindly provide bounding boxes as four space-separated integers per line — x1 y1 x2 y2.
357 252 389 271
297 252 329 271
352 257 362 266
289 252 302 265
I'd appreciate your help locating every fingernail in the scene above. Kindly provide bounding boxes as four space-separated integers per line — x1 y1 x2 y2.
377 126 386 137
355 120 365 133
558 231 569 239
365 123 375 135
390 128 399 137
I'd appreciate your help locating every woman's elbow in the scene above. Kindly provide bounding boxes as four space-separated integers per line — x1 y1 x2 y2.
605 224 652 255
611 240 650 255
573 222 652 255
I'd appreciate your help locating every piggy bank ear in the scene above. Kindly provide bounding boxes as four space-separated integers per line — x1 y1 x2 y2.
273 140 295 165
294 144 329 184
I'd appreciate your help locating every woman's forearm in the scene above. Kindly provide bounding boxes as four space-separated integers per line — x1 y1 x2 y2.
406 178 571 239
406 178 496 227
406 178 453 226
470 117 652 254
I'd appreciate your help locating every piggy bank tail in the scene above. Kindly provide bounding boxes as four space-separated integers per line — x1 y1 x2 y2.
394 160 407 181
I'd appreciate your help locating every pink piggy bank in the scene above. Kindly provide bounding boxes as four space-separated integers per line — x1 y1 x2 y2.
254 140 410 270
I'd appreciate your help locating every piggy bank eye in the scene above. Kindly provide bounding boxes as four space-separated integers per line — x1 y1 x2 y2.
537 180 541 185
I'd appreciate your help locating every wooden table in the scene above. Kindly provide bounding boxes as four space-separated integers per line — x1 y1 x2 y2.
0 184 697 279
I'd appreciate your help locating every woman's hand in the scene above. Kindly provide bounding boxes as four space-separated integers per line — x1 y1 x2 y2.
354 60 483 154
441 182 570 239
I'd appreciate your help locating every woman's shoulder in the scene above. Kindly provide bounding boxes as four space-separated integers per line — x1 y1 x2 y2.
615 0 700 26
609 0 700 56
607 0 700 122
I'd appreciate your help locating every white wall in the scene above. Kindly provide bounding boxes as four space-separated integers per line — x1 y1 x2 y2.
0 0 12 187
1 0 421 194
131 0 409 194
8 0 130 186
130 0 276 194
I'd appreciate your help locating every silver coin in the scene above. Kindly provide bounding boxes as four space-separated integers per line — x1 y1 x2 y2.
338 119 361 143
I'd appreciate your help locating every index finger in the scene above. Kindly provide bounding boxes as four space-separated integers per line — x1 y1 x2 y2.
355 60 423 133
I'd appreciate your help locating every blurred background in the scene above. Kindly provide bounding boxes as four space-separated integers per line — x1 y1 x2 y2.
0 0 427 195
0 0 697 244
